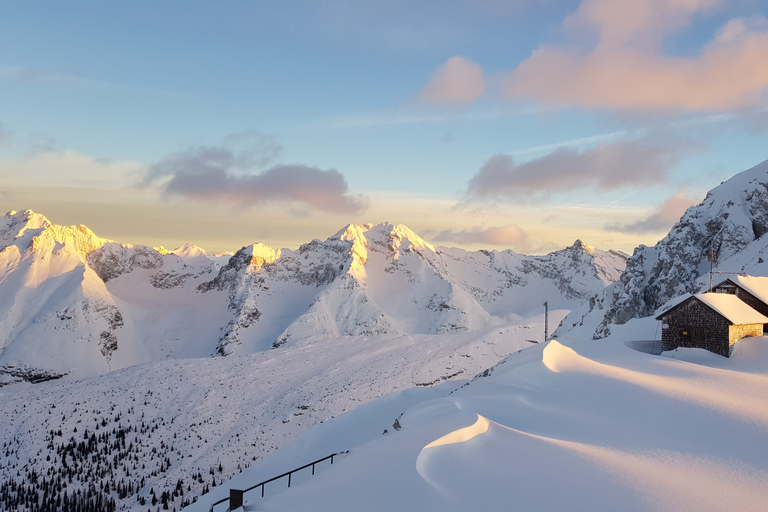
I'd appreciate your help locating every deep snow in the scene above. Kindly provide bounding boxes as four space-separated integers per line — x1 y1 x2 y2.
191 333 768 512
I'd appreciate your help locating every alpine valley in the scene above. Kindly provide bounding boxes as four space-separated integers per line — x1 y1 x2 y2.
0 209 625 511
3 159 768 512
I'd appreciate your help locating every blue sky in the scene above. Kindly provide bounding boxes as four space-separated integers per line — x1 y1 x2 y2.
1 0 767 254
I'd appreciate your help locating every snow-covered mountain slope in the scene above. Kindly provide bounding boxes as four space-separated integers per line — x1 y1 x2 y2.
556 158 768 340
209 223 628 355
0 318 547 512
0 210 229 382
191 335 768 512
0 210 131 379
0 212 626 380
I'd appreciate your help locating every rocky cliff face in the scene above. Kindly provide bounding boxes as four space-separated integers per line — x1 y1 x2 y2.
555 158 768 340
207 223 628 355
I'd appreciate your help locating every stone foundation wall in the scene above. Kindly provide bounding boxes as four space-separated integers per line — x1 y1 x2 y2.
728 323 763 347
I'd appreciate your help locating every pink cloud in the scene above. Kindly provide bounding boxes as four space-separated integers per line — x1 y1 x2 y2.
419 56 485 106
465 136 698 201
433 224 529 247
605 192 699 233
504 0 768 111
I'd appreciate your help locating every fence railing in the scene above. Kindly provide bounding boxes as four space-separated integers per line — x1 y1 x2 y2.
208 451 347 512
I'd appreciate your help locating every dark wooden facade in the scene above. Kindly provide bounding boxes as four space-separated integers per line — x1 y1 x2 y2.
712 278 768 321
656 296 764 357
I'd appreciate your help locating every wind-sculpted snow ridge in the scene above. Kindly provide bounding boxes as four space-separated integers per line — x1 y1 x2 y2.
191 336 768 512
556 158 768 340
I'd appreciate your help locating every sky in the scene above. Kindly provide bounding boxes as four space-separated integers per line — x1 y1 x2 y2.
1 0 768 255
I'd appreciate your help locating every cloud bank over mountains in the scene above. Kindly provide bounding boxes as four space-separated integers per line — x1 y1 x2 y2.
605 191 699 234
432 223 529 248
465 136 698 201
143 132 369 215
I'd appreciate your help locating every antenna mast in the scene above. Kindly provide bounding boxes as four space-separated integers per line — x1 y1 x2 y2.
543 301 548 342
710 240 714 292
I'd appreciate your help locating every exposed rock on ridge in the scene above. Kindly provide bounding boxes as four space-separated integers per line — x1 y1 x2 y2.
556 158 768 340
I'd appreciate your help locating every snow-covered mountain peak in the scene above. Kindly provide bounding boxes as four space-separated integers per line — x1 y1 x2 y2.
31 223 108 257
327 223 435 277
169 242 203 256
570 239 593 254
243 243 280 268
1 209 109 261
1 209 51 246
332 222 435 254
155 243 233 266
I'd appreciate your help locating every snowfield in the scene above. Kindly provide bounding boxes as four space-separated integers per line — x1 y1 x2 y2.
0 316 553 511
191 333 768 512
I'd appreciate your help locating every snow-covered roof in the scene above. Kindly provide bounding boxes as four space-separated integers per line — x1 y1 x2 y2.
695 293 768 325
717 275 768 305
656 292 768 324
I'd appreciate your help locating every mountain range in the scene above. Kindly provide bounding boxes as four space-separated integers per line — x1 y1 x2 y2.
0 212 627 383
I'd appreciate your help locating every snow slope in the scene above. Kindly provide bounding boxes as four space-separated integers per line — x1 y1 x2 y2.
0 317 552 512
191 334 768 512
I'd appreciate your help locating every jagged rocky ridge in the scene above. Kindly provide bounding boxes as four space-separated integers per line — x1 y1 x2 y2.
555 158 768 340
0 211 627 380
183 223 627 355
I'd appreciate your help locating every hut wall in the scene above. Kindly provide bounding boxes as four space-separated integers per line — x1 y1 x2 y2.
712 282 768 318
660 299 730 357
734 288 768 318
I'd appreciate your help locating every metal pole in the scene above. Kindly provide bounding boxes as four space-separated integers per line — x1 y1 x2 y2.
543 301 548 342
710 242 714 292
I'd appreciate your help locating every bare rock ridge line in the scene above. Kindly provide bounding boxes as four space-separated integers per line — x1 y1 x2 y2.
0 210 627 382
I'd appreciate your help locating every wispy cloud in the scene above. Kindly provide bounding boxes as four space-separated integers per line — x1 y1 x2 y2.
465 135 701 201
432 224 529 248
605 191 699 233
0 64 198 102
305 105 536 130
507 130 628 156
503 1 768 111
143 133 368 215
418 56 485 106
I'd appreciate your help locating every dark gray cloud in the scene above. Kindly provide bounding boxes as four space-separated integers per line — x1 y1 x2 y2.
432 224 529 248
145 133 368 215
605 192 699 234
466 136 700 201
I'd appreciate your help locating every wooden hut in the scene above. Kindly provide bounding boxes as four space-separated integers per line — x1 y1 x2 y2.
712 275 768 322
655 292 768 357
